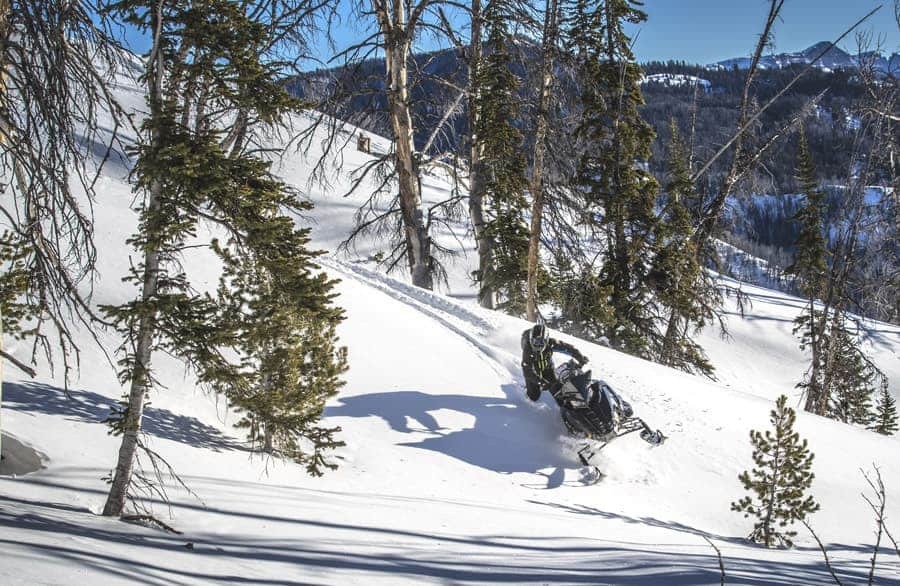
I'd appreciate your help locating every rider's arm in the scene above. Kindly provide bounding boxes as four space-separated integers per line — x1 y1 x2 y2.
550 339 587 365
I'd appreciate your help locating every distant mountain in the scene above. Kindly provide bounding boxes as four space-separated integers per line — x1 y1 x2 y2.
709 41 899 74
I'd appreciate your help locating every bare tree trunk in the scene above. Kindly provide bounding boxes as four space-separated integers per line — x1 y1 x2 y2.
0 0 9 467
264 425 273 454
376 0 433 290
761 441 782 546
659 310 680 366
0 306 4 466
525 0 558 322
466 0 493 308
803 297 824 412
102 15 165 517
102 187 161 517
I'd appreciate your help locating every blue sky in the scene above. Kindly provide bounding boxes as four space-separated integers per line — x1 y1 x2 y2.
628 0 898 64
118 0 898 67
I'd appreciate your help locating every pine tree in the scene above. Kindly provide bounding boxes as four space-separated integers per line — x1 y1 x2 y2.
786 128 830 413
473 0 530 314
564 0 659 357
870 380 898 436
0 234 33 341
732 395 820 548
653 122 716 376
824 316 876 427
101 0 343 516
214 187 348 476
785 128 828 298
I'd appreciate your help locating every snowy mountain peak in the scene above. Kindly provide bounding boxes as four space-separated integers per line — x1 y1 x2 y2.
708 41 899 73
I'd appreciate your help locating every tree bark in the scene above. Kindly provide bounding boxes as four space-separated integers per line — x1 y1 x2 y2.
376 0 433 290
466 0 493 308
525 0 558 321
761 427 783 547
102 12 165 516
803 297 823 413
0 0 9 467
660 310 680 366
0 306 4 465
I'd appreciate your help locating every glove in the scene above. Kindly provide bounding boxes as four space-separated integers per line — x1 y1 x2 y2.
578 356 589 367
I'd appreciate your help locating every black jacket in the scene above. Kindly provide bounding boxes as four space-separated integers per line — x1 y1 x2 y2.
520 330 586 398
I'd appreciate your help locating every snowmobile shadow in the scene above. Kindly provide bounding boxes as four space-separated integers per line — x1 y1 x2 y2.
4 382 241 452
327 386 575 487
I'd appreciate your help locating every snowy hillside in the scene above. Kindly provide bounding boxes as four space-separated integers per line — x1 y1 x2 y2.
1 69 899 585
641 73 712 90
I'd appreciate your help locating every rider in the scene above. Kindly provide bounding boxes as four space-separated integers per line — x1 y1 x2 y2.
520 324 588 402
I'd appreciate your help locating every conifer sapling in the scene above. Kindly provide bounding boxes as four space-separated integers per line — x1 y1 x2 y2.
732 395 819 548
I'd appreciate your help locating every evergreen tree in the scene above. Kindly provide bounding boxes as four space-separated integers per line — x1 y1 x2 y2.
214 189 348 476
785 128 830 414
564 0 659 357
824 315 876 427
869 381 898 436
0 234 33 341
785 128 828 298
101 0 343 516
732 395 820 548
473 0 530 314
653 122 715 376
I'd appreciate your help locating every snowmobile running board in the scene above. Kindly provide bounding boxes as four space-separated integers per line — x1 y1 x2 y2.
576 417 665 468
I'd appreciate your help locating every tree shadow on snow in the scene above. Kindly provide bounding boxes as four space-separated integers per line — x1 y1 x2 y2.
326 383 577 488
3 381 240 452
527 499 748 546
0 486 885 586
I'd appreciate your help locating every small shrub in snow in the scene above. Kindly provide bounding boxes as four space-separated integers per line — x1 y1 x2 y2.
732 395 819 548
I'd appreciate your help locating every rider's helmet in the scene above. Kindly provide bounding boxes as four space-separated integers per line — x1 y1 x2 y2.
528 324 548 351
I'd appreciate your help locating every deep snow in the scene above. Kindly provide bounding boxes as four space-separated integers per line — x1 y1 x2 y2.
1 69 898 586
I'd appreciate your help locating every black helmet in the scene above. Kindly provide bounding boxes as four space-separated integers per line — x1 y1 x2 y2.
528 324 548 351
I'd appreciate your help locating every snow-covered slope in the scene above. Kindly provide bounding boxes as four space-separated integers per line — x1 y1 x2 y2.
641 73 712 90
1 71 899 586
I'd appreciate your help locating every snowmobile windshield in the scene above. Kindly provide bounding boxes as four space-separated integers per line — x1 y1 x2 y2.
557 361 591 394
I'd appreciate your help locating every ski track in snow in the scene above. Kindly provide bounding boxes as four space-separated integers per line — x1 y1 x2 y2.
321 256 521 383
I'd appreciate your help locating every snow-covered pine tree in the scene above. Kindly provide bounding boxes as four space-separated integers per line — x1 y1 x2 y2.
563 0 659 357
869 380 898 436
785 127 829 414
101 0 337 516
732 395 819 548
653 122 715 377
473 0 530 314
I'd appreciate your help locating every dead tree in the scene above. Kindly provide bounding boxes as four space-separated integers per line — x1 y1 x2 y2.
0 0 124 456
368 0 438 289
525 0 560 321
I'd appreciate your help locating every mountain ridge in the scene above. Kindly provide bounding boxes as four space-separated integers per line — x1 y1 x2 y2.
708 40 899 73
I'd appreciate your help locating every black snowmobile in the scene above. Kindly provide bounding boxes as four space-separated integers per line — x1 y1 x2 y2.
550 360 665 470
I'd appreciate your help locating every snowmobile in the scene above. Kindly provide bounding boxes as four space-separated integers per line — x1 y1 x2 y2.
550 360 665 471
